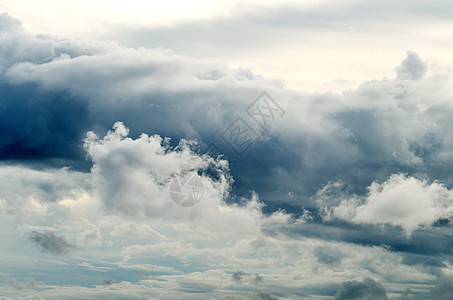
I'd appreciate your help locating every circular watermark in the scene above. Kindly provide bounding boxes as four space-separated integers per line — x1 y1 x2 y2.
169 172 204 207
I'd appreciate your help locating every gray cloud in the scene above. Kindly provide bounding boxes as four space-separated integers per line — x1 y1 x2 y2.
395 51 427 80
106 1 453 57
3 10 453 240
4 278 38 290
268 220 453 261
254 273 264 284
27 231 74 255
2 12 453 299
2 4 453 299
4 12 453 214
314 246 343 266
3 10 453 236
232 270 246 283
431 276 453 300
335 278 388 300
252 289 278 300
101 278 113 286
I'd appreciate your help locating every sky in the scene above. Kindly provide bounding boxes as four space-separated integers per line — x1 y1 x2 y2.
1 0 453 299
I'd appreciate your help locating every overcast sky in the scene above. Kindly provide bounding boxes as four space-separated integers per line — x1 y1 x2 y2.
1 1 453 299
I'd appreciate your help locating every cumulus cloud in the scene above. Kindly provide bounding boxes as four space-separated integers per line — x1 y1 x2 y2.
324 174 453 233
81 122 277 242
26 231 74 255
335 278 388 300
85 122 225 216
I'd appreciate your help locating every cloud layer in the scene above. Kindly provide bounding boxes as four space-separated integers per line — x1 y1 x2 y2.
1 10 453 299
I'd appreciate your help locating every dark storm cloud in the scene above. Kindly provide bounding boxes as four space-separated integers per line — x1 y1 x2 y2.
3 13 453 224
0 81 90 161
27 231 74 255
227 50 453 207
335 278 388 300
0 15 284 171
0 13 118 166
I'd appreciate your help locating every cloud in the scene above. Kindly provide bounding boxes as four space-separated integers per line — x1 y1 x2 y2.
0 121 331 298
232 270 246 283
82 122 275 242
335 278 388 300
0 14 278 165
324 174 453 233
431 276 453 300
110 222 165 239
0 13 114 74
0 12 22 33
78 262 112 273
3 12 453 214
75 228 103 247
252 289 278 300
92 0 453 96
101 278 113 286
26 231 74 255
3 12 453 299
314 246 343 266
84 122 228 218
4 279 38 290
254 273 264 284
395 51 428 80
0 296 43 300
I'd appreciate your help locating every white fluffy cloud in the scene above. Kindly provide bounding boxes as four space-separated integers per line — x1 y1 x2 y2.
323 174 453 233
84 122 268 238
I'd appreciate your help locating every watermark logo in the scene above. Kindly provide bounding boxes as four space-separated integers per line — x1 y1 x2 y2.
169 172 204 207
221 117 260 156
247 92 285 129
